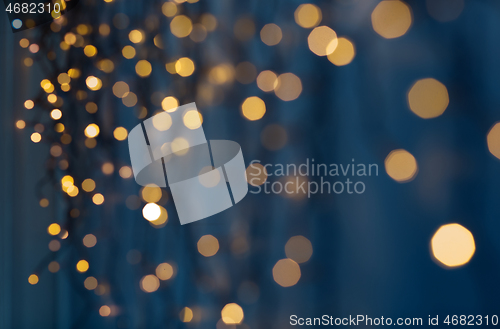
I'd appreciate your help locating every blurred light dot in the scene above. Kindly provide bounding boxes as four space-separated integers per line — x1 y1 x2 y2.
113 81 130 98
50 109 62 120
235 62 257 84
408 78 449 119
48 261 60 273
19 38 29 48
201 13 218 31
99 306 111 317
102 163 114 175
25 100 34 109
140 274 160 293
180 307 194 322
221 303 244 324
257 70 278 92
198 166 221 188
273 258 301 287
97 59 114 73
487 122 500 160
143 203 161 222
183 110 203 129
285 236 313 263
85 124 100 138
136 60 152 78
122 45 136 59
83 234 97 248
242 96 266 121
141 185 162 203
29 44 39 53
275 73 302 101
308 26 338 56
86 76 102 91
197 235 219 257
48 239 60 252
82 179 96 192
76 260 89 273
260 23 282 46
175 57 195 77
156 263 174 280
261 124 288 151
427 0 464 22
84 45 98 57
294 4 322 28
113 127 128 141
12 19 23 29
209 64 235 85
161 96 179 112
119 166 133 179
170 15 193 38
84 277 98 290
28 274 39 285
129 29 144 43
246 163 268 186
385 149 418 182
171 137 190 156
149 206 168 228
48 223 61 235
431 223 475 267
16 120 26 129
47 94 57 104
162 2 177 17
190 24 207 42
234 17 255 41
93 193 105 205
371 0 412 39
327 37 356 66
152 112 173 131
24 58 33 67
122 92 138 107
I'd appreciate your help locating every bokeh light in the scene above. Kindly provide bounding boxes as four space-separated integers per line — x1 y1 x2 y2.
285 236 313 263
221 303 244 324
307 26 338 56
327 37 356 66
431 223 475 268
371 0 412 39
385 149 418 182
140 274 160 293
197 235 219 257
241 96 266 121
294 4 322 28
273 258 301 287
407 78 449 119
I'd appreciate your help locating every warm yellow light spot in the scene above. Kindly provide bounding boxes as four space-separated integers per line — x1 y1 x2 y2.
119 166 133 179
41 79 54 93
57 73 71 85
28 274 39 285
201 13 218 31
84 45 98 57
171 137 190 156
50 145 62 157
242 96 266 121
162 2 177 17
175 57 195 77
85 124 100 138
487 122 500 160
93 193 105 205
82 179 96 192
161 96 179 112
431 223 475 268
285 236 313 263
24 99 34 109
221 303 244 324
260 23 282 46
183 110 203 129
16 120 26 129
140 274 160 293
83 234 97 248
198 166 221 188
234 17 255 41
97 59 115 73
99 306 111 317
76 260 89 273
122 45 136 59
385 149 418 182
99 23 110 36
86 76 102 91
143 203 162 222
129 29 144 43
371 0 412 39
190 24 207 42
20 38 30 48
180 307 193 322
113 127 128 141
50 109 62 120
246 163 268 186
47 94 58 104
257 70 278 92
273 258 301 287
136 60 152 78
48 223 61 235
152 112 173 131
275 73 302 101
84 276 98 290
170 15 193 38
67 185 79 197
48 239 60 251
209 64 235 85
102 162 114 175
141 185 162 203
40 198 50 207
407 78 449 119
61 175 74 191
327 37 356 66
68 68 81 78
197 235 219 257
64 32 77 45
294 3 322 28
156 263 174 280
48 261 60 273
149 206 168 228
24 58 34 67
308 26 338 56
113 81 130 98
31 132 42 143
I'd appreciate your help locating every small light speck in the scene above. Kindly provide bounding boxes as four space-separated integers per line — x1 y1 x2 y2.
12 19 22 29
